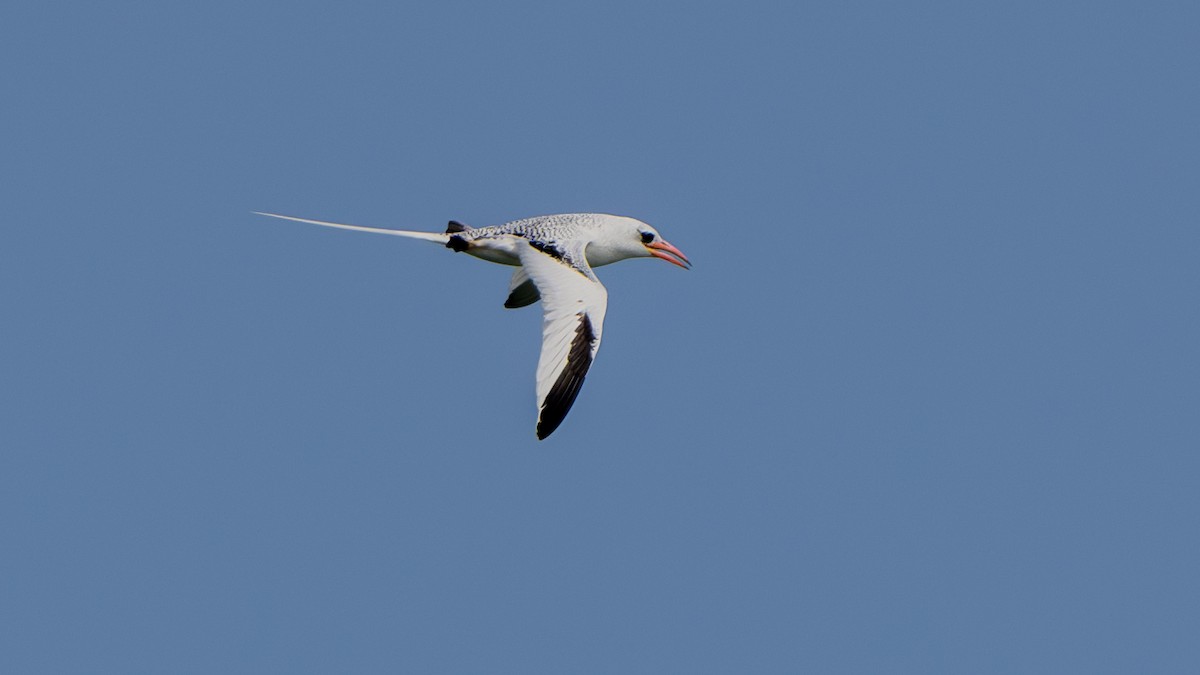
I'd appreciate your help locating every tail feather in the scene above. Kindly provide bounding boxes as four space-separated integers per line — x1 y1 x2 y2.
253 212 451 244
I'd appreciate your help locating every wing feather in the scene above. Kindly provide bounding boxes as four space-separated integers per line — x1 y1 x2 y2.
514 241 607 439
504 268 541 308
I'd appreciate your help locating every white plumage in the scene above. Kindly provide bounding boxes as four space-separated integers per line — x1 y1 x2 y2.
255 211 690 439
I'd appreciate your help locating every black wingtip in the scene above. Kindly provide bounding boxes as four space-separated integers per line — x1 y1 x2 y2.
446 220 469 233
504 279 540 309
535 314 596 440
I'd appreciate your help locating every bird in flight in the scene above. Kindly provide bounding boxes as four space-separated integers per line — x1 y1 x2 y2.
255 211 690 439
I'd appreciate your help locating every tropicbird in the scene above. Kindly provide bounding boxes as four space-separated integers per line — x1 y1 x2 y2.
255 211 690 439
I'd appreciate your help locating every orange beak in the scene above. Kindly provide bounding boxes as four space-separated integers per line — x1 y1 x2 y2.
646 240 691 269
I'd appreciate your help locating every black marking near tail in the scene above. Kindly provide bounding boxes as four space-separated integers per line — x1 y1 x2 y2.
446 221 469 233
446 234 469 252
537 313 596 440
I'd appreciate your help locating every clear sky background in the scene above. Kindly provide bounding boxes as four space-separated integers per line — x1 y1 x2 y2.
2 1 1198 673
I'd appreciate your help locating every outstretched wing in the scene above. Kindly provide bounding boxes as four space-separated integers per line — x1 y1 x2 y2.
514 240 608 439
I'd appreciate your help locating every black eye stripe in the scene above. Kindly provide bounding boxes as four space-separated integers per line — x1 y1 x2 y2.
641 232 655 244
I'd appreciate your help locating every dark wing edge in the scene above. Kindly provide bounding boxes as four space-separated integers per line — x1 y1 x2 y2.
536 313 597 440
505 279 541 308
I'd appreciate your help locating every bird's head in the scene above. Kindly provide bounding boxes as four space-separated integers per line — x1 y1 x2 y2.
592 215 691 269
635 223 691 269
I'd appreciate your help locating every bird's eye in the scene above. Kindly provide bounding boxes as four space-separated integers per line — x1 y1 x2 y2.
640 231 655 244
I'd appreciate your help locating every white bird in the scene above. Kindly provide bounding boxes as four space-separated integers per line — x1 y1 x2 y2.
255 211 690 439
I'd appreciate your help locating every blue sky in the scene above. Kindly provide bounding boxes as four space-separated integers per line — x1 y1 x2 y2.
2 1 1198 672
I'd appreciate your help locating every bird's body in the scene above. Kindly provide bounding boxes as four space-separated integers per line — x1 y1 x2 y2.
256 211 689 439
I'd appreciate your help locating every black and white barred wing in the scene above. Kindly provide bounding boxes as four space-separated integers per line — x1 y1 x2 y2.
514 240 608 440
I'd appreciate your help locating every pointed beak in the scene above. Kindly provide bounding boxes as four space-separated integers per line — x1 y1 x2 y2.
646 239 691 269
